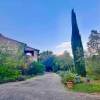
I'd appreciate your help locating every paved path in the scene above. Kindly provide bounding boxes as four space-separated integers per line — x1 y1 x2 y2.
0 73 100 100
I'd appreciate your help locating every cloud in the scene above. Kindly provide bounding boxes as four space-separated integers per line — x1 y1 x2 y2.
54 41 87 56
54 42 72 56
56 42 71 48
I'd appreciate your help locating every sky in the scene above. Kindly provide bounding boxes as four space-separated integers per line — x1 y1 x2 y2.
0 0 100 55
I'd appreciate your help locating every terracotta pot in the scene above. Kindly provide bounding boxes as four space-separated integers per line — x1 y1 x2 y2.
66 81 74 89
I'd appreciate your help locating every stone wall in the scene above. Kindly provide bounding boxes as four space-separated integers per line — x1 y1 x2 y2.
0 34 26 67
0 34 39 67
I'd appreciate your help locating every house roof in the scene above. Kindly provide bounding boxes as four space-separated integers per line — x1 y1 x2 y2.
25 46 39 52
0 33 39 51
0 33 26 45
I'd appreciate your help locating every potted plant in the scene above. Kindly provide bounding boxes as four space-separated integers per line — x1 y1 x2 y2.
62 72 76 89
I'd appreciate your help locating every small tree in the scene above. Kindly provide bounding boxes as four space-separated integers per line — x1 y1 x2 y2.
55 51 74 72
39 51 55 72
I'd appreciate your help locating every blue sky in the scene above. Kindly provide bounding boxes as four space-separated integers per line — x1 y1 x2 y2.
0 0 100 55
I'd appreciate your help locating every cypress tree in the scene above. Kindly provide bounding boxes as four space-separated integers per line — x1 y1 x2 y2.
71 9 86 77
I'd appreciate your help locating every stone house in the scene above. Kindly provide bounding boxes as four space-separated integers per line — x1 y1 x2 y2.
0 33 39 66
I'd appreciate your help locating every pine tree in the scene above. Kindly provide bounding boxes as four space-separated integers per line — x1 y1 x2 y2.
71 9 86 77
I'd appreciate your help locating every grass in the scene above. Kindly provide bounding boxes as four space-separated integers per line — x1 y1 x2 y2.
72 82 100 93
59 71 100 93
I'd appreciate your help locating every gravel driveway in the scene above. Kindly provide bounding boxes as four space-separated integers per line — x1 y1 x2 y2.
0 73 99 100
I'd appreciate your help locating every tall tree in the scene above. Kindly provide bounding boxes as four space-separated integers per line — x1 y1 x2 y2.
86 30 100 79
71 9 86 77
87 30 100 56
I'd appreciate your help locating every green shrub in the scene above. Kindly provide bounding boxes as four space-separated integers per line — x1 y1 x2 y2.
52 64 59 72
74 75 82 83
57 71 66 77
27 62 45 75
61 71 76 84
86 55 100 80
0 65 21 83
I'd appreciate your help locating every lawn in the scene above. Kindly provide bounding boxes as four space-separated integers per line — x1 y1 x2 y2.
72 82 100 93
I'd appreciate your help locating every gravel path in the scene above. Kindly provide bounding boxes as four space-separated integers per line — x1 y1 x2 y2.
0 73 99 100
